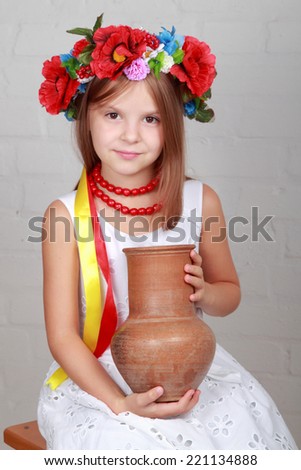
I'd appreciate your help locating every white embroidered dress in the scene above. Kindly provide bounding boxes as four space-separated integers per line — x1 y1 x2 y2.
37 180 297 450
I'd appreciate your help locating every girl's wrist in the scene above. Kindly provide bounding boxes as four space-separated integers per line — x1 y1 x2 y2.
110 392 127 415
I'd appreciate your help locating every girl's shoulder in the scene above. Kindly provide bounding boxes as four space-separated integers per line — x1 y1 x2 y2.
184 179 221 207
202 183 224 220
184 178 223 218
42 192 77 246
43 191 77 220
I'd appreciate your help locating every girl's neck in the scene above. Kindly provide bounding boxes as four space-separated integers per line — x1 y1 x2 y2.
100 164 156 190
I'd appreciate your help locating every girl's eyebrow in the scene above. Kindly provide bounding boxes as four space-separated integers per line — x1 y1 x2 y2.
104 104 160 115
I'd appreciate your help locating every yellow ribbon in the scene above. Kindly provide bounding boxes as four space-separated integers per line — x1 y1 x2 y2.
46 168 103 390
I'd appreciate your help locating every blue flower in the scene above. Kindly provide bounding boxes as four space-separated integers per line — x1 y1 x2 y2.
184 100 197 117
78 82 87 93
60 52 74 65
157 26 184 56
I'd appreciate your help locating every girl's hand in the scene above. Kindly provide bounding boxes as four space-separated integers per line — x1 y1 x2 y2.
184 249 207 305
114 387 200 418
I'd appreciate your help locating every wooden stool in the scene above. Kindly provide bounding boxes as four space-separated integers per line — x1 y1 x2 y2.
3 420 46 450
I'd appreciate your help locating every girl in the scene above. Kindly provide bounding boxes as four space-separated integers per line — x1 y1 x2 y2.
37 14 297 449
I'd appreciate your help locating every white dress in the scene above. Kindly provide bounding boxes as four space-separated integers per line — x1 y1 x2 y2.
37 180 297 450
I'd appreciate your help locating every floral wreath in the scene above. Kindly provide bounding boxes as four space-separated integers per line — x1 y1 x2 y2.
39 13 217 122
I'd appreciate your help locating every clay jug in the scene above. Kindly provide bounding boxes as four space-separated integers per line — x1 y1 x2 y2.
111 244 216 402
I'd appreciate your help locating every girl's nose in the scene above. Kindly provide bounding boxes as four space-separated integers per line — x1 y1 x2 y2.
121 120 140 143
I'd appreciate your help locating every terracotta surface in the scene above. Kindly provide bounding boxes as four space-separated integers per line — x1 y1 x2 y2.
111 244 216 402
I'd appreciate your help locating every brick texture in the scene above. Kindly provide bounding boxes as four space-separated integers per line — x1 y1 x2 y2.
0 0 300 449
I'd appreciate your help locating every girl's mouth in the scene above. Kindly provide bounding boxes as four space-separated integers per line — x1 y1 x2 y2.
115 150 141 160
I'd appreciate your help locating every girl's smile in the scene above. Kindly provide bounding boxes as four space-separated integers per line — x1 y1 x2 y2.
113 150 142 160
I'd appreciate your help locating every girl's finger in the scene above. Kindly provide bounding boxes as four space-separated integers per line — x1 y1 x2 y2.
185 273 203 288
152 389 197 417
184 264 203 278
190 249 202 266
136 386 164 407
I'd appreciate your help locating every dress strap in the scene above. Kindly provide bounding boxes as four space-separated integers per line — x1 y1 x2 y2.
58 191 77 220
183 179 203 235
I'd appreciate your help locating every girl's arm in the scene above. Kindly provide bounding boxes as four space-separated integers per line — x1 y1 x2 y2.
184 184 241 316
43 200 199 417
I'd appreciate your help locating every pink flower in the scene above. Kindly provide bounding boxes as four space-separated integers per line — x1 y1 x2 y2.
123 58 150 80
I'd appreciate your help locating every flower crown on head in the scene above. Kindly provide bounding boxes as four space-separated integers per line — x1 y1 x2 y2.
39 13 217 122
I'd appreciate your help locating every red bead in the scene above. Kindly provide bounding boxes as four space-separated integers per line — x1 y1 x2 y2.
101 194 109 202
130 208 138 216
139 186 147 194
88 164 163 217
146 207 155 215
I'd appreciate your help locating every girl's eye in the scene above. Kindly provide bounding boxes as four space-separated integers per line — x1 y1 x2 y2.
106 112 119 120
144 116 160 124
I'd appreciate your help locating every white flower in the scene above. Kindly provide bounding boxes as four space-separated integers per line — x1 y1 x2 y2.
77 76 94 85
143 44 165 63
160 51 174 73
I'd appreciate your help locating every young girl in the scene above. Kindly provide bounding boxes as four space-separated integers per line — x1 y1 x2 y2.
37 14 297 449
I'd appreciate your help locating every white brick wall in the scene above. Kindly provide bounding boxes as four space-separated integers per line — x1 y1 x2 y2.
1 0 300 449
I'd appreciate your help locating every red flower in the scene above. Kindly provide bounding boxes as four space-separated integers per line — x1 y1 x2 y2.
171 37 216 97
91 25 148 79
73 38 90 58
38 56 79 114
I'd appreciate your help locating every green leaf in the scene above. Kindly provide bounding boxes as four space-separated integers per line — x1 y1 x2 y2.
153 63 161 78
78 44 95 65
197 99 207 111
172 48 184 64
67 27 94 42
93 13 104 32
201 88 212 101
65 103 77 121
148 58 161 78
148 58 156 70
194 97 201 108
61 57 80 79
195 107 215 123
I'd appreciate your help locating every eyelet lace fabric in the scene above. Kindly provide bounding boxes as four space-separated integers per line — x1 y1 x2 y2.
38 344 297 450
37 181 298 450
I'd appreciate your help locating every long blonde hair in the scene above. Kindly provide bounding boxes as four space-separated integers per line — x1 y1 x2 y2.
75 72 185 229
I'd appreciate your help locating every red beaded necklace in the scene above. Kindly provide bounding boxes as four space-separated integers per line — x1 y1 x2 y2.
88 163 162 216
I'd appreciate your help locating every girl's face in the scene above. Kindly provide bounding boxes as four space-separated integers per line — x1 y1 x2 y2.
88 80 164 184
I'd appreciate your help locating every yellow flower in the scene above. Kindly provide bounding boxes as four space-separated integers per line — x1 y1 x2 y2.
113 50 126 63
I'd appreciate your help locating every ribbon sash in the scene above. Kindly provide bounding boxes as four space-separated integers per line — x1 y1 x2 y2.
46 167 117 390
